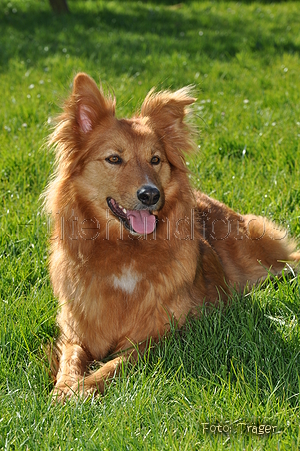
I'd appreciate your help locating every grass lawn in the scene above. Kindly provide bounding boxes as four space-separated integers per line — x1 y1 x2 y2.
1 0 300 449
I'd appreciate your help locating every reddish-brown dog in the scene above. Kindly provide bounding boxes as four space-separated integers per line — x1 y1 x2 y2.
44 73 299 399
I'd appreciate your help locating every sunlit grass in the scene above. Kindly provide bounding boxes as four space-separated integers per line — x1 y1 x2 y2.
1 0 300 449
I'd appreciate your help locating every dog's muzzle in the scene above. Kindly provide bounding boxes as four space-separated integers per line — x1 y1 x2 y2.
137 185 160 207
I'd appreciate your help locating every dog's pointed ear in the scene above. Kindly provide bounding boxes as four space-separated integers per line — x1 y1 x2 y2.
71 73 115 133
141 87 196 128
140 87 196 170
49 73 116 172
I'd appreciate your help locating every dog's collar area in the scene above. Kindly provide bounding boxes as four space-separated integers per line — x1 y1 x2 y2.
107 197 157 235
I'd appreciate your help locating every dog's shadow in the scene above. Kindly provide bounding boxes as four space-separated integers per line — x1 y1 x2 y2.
128 273 300 405
45 273 300 405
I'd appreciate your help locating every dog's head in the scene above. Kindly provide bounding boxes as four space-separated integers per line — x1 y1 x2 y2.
49 73 196 236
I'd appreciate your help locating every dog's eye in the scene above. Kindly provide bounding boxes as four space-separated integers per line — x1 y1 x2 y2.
106 155 122 165
151 156 161 165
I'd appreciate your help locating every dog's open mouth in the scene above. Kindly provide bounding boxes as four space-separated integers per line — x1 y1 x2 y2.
107 198 157 235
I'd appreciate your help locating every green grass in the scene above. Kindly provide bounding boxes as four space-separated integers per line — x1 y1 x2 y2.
1 0 300 449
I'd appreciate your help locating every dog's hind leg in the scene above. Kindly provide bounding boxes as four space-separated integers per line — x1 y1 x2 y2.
215 213 300 290
242 214 300 273
196 191 300 290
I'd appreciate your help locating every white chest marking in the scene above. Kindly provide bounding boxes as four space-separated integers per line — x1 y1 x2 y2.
112 267 141 295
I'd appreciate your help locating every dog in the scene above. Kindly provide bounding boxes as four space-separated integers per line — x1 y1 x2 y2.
44 73 300 399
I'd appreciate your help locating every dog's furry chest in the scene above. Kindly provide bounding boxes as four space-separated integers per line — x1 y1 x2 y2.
111 266 142 295
53 241 198 359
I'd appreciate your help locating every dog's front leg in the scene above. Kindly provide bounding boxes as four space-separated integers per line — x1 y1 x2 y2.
53 342 89 400
70 355 126 397
70 344 142 398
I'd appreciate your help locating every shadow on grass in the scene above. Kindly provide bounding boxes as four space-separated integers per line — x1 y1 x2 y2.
1 1 299 75
147 277 300 407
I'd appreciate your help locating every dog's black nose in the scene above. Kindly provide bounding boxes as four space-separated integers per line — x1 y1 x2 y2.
137 185 160 206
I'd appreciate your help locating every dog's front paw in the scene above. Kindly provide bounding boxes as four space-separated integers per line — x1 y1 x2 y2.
69 380 98 399
52 380 97 403
51 380 80 403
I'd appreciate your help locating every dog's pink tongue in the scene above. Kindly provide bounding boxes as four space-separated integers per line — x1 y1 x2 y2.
127 210 156 234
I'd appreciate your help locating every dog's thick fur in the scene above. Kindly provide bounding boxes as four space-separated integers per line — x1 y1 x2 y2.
44 73 300 399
